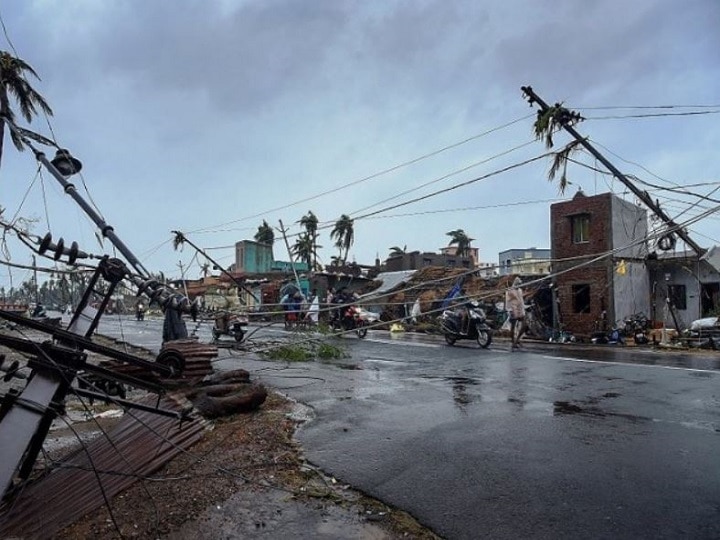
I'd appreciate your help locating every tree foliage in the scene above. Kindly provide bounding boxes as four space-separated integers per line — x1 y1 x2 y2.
0 51 53 168
330 214 354 264
292 233 314 269
254 220 275 245
532 102 583 149
298 211 320 270
446 229 474 257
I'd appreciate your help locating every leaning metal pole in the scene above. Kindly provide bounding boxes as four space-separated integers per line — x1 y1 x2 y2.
5 121 151 278
521 85 705 256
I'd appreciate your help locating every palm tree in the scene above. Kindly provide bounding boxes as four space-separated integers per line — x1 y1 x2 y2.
0 51 53 169
330 214 354 264
446 229 474 258
254 220 274 245
200 262 211 278
292 233 314 269
298 211 319 270
389 245 407 257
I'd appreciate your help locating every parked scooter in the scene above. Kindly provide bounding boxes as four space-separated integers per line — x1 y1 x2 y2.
438 300 493 348
623 313 650 345
330 304 369 338
212 311 248 342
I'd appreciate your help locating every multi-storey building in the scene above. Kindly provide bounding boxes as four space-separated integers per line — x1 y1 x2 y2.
498 248 551 276
550 191 650 336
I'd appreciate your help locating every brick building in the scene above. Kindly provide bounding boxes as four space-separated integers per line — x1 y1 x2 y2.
550 191 650 336
383 250 474 272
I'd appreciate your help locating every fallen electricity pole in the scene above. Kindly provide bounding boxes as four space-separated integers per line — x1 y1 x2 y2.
521 85 705 255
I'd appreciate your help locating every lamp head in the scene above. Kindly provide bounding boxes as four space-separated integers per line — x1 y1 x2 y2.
51 149 82 176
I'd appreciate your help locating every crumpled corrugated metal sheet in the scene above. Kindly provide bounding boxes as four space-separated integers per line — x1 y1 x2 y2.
0 395 205 539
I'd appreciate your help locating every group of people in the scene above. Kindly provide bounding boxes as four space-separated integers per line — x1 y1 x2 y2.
280 289 320 327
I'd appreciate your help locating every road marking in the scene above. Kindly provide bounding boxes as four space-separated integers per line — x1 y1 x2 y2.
543 355 720 374
365 338 439 349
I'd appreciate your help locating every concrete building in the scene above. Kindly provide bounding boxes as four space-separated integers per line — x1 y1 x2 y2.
550 191 650 336
383 250 474 272
235 240 308 275
498 248 551 276
439 246 479 266
235 240 274 274
647 250 720 330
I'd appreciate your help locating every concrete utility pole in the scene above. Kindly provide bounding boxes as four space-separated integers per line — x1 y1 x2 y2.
177 260 189 298
277 220 303 295
521 86 705 255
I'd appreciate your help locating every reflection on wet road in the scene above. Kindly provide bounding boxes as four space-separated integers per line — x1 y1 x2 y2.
97 317 720 539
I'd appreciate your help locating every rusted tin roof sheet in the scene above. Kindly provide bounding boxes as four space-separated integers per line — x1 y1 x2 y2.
0 395 205 539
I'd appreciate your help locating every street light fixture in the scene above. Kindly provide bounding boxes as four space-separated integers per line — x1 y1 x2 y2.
50 148 82 176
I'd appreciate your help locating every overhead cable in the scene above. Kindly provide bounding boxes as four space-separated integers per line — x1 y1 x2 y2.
188 113 535 234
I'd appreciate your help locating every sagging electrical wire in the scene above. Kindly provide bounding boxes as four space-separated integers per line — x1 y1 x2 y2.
348 139 537 217
188 113 535 235
585 110 720 120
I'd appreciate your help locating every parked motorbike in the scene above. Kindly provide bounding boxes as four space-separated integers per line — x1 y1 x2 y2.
623 313 650 345
212 311 248 342
438 300 493 348
330 305 369 338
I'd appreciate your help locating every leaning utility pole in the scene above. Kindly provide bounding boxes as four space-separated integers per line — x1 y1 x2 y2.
278 220 303 295
521 86 705 255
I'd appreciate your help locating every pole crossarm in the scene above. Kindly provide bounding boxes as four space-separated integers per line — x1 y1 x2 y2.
521 85 705 255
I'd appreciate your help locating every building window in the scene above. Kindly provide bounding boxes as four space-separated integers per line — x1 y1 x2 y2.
572 284 591 313
668 284 687 310
571 214 590 244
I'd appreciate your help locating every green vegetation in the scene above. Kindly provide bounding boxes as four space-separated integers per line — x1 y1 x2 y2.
261 339 347 362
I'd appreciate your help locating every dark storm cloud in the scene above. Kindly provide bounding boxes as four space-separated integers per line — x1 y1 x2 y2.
15 1 353 112
487 0 720 101
96 1 352 110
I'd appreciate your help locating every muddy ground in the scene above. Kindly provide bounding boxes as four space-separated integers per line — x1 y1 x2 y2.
0 331 439 539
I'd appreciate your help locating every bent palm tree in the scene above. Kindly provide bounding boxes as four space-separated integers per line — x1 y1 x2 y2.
0 51 53 169
292 233 314 269
446 229 474 258
254 220 275 245
298 211 319 270
331 214 354 264
389 245 407 257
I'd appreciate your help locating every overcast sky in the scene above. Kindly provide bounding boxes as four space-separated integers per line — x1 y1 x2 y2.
0 0 718 287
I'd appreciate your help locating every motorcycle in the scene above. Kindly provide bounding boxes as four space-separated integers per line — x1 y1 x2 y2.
438 300 493 348
212 311 248 342
330 304 369 338
623 313 650 345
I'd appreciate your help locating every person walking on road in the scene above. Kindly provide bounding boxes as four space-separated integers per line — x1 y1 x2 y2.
505 277 526 350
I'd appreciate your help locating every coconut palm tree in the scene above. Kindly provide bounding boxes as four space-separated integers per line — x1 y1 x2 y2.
0 51 53 169
292 233 314 270
330 214 354 264
200 262 211 278
254 220 275 245
298 211 319 270
389 245 407 256
446 229 474 258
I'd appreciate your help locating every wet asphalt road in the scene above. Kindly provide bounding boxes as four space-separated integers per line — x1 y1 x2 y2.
96 317 720 539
